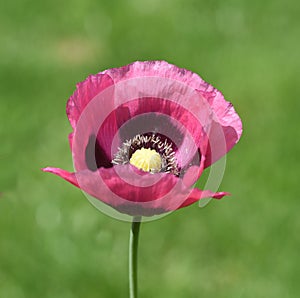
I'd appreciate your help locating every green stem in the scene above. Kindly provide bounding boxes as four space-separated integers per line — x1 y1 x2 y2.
129 216 142 298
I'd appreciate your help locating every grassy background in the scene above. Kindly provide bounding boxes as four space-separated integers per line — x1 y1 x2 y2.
1 0 300 297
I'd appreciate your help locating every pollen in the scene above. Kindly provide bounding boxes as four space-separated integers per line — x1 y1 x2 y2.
129 148 162 173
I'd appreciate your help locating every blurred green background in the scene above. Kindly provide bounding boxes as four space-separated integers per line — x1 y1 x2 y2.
1 0 299 297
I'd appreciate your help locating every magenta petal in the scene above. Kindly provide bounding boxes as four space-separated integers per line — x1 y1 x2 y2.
73 166 183 215
90 97 206 169
68 132 73 150
71 96 206 173
102 61 242 165
43 165 228 216
198 88 243 138
44 61 242 216
68 61 241 173
42 167 79 187
86 165 179 203
197 89 243 167
102 61 208 89
182 165 204 188
67 73 114 129
179 189 230 209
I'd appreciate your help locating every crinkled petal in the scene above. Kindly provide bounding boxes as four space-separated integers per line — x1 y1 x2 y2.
69 61 242 172
102 61 208 89
42 167 79 187
179 189 230 209
45 61 242 216
42 165 226 216
198 89 242 167
104 61 242 165
71 96 209 173
67 73 114 129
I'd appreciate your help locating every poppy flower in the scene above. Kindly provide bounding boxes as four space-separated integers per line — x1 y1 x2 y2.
43 61 242 217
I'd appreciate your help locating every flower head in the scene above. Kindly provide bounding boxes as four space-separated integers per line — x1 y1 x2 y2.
43 61 242 218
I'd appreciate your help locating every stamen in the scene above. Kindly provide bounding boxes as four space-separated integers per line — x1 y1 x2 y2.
112 133 180 176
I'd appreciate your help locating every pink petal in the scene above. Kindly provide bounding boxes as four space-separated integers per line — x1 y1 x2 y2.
67 73 114 129
198 89 243 167
42 165 227 216
46 61 241 216
67 61 241 173
68 132 73 150
104 60 242 165
71 96 208 173
179 189 230 209
102 61 208 89
42 167 79 187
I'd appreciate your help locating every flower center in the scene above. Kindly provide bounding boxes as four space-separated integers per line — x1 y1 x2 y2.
112 133 180 176
129 148 162 173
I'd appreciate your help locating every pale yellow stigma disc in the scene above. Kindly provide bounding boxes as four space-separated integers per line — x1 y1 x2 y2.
129 148 162 172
